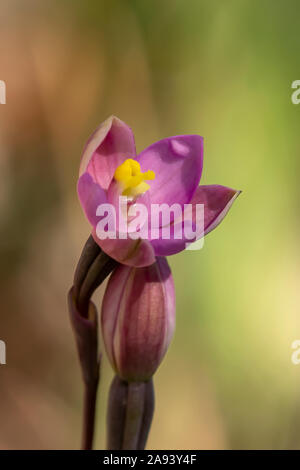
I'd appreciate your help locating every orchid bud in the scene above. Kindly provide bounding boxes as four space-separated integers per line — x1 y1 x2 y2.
101 257 175 382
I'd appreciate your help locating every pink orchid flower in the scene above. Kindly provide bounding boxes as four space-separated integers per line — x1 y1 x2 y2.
78 116 240 267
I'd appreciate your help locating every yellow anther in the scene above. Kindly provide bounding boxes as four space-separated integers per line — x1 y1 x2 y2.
114 160 132 182
143 170 155 181
114 158 155 198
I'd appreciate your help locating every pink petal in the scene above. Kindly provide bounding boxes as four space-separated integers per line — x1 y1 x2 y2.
77 172 108 227
92 229 155 268
150 185 241 256
192 185 241 235
137 135 203 207
79 116 136 191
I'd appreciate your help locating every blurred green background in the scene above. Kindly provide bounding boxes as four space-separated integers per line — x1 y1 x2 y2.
1 0 300 449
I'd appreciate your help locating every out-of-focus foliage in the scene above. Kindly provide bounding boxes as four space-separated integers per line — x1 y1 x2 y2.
0 0 300 449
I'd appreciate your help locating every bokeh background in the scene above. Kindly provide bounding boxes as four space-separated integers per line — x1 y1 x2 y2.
1 0 300 449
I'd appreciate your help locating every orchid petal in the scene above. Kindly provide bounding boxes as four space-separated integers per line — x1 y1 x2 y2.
92 229 155 268
79 116 136 191
192 185 241 235
77 172 108 227
138 135 203 207
150 185 241 256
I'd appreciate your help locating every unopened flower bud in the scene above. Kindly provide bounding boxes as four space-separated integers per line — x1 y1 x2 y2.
101 257 175 382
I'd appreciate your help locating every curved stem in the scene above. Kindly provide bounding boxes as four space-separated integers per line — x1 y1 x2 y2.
68 236 119 450
73 235 101 300
82 380 99 450
77 251 118 316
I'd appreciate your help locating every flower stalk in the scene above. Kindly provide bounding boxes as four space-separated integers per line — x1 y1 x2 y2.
106 376 154 450
68 235 118 450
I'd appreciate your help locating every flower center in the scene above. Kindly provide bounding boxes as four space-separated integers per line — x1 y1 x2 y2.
114 158 155 198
